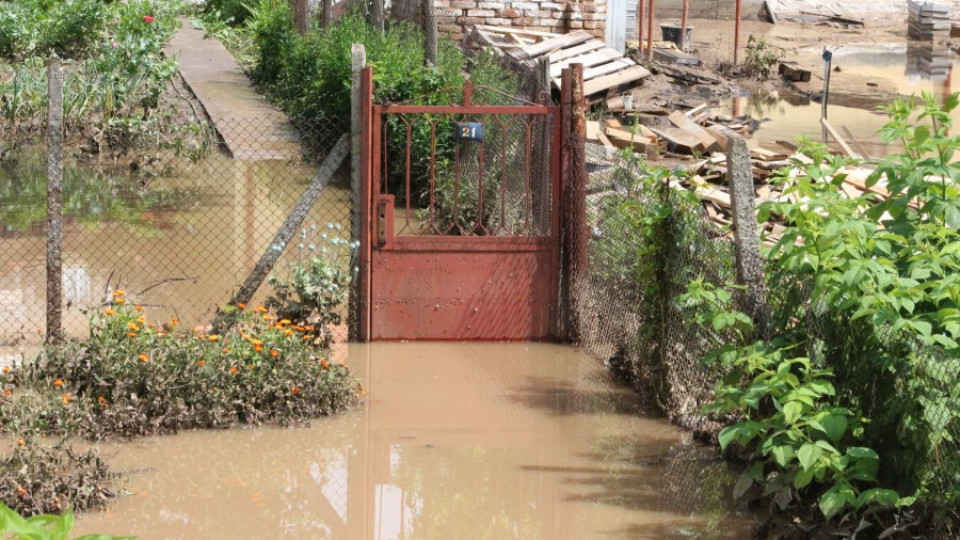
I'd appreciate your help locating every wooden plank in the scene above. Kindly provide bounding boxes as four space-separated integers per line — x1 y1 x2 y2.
476 25 564 39
550 49 622 78
548 40 605 63
605 127 656 153
596 130 615 149
668 110 718 152
587 120 601 141
606 118 622 130
821 117 861 159
522 30 594 59
840 124 872 160
649 126 704 154
779 61 811 82
705 124 738 152
685 103 709 118
582 58 637 80
750 146 789 161
583 65 651 95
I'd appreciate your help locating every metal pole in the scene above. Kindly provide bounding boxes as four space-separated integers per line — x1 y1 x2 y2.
637 0 645 54
822 48 832 120
680 0 689 52
734 0 742 64
646 0 655 60
349 44 366 341
46 54 64 345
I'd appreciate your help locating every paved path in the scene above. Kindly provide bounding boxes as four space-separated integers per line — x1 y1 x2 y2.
164 20 301 161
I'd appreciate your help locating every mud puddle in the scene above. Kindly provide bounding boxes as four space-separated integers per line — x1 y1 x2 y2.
73 342 753 539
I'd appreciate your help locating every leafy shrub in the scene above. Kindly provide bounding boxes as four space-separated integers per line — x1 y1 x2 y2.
0 500 131 539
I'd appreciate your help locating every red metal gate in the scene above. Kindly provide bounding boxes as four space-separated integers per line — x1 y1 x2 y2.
357 66 567 341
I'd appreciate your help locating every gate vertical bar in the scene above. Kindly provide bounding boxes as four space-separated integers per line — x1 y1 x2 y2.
559 68 573 340
358 66 374 341
46 54 64 345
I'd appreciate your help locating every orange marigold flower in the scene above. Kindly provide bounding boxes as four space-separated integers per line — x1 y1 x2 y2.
134 305 143 312
237 303 246 310
279 319 291 326
53 379 64 387
254 344 263 353
208 334 221 342
128 332 138 338
221 347 230 354
255 305 268 313
320 360 330 370
303 325 315 332
291 386 301 394
270 349 279 357
116 298 126 305
197 360 206 366
104 308 115 316
16 486 26 495
62 393 72 404
137 315 145 324
2 366 10 374
98 396 109 408
16 438 24 446
229 366 239 374
3 389 11 396
127 322 139 331
262 314 275 322
250 338 262 346
248 364 256 371
113 289 126 297
158 331 167 338
170 317 179 326
303 335 312 340
284 329 293 337
139 353 149 363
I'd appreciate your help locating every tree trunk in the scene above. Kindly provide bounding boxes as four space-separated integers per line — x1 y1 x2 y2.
291 0 309 34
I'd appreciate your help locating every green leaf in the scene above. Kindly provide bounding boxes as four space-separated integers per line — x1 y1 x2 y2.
733 470 754 500
858 488 900 507
797 443 821 472
794 468 815 489
718 426 737 450
783 400 803 425
820 413 848 443
819 481 857 519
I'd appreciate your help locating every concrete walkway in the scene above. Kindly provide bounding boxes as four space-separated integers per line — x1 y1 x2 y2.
164 20 301 161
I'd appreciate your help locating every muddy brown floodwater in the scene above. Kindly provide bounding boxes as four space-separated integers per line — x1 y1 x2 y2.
73 342 753 539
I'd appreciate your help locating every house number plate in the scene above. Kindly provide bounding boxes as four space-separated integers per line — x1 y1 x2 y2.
454 122 484 142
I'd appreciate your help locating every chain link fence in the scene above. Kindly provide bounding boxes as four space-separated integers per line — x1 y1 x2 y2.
0 112 350 351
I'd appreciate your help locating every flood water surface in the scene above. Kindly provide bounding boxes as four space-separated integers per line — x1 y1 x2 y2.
74 342 752 539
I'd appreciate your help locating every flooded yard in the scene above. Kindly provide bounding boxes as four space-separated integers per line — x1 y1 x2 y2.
72 342 753 539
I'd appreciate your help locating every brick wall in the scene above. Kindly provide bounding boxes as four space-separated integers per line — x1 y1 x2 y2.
435 0 608 40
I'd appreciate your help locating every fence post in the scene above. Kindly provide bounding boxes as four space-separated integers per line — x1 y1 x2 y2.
727 136 769 337
563 64 588 343
370 0 384 32
423 0 437 66
46 54 64 345
349 44 366 341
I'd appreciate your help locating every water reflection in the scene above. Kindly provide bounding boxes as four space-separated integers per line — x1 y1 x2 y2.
74 343 752 539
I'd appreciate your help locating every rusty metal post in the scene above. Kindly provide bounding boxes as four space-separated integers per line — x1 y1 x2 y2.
358 66 374 341
646 0 655 60
680 0 689 52
563 64 588 343
46 54 64 345
734 0 742 64
637 0 645 53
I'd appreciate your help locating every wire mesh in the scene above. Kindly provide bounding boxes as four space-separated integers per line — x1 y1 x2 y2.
576 142 735 423
0 114 350 351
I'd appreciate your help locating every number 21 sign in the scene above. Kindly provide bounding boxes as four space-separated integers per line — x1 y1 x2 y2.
454 122 484 142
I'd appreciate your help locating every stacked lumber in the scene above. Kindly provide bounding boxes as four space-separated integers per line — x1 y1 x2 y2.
906 42 952 80
908 0 950 39
462 26 652 102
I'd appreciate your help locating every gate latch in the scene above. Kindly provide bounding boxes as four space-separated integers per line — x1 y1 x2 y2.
376 195 394 247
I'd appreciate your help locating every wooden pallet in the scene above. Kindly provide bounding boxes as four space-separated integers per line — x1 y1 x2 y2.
468 26 651 102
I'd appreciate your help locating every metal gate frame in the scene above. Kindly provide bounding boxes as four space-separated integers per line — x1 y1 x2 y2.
356 65 583 341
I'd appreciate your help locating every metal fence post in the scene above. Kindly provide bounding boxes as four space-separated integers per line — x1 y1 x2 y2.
727 136 769 337
46 54 64 345
564 64 588 343
349 44 366 341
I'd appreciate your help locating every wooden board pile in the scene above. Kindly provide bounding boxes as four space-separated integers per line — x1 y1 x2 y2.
908 0 950 39
462 26 651 103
